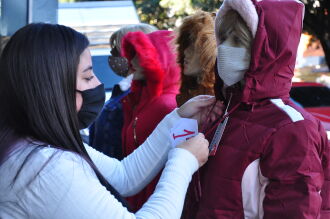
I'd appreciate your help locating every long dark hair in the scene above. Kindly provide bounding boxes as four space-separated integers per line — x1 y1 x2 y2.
0 23 128 206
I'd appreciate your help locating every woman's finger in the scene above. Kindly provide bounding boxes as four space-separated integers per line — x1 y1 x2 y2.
193 95 214 100
192 96 216 108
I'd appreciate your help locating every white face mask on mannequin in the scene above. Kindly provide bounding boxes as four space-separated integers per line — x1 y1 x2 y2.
217 44 250 87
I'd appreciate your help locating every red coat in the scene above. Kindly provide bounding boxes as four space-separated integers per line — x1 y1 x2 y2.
185 0 330 218
121 30 180 211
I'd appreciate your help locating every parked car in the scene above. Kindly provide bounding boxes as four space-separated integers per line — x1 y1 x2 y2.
290 82 330 139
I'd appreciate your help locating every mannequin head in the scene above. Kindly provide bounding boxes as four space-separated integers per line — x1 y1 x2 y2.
183 44 201 77
108 23 157 77
110 23 157 56
216 10 253 88
177 11 216 82
175 11 216 105
217 10 252 50
130 55 145 80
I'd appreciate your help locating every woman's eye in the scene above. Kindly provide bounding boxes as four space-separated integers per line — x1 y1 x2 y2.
84 76 94 82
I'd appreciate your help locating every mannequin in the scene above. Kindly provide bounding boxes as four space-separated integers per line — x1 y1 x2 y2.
184 0 330 218
176 11 216 106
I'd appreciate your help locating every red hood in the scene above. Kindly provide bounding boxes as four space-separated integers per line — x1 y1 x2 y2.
121 30 180 98
215 0 305 103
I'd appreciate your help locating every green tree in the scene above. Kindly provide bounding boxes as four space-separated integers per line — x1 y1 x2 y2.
133 0 223 29
301 0 330 69
191 0 222 11
134 0 187 29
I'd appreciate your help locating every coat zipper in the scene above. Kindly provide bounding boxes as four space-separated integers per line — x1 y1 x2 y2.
133 116 138 147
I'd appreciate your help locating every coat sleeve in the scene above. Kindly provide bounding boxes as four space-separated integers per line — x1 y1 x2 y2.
30 146 198 219
86 109 181 197
260 120 326 219
320 121 330 218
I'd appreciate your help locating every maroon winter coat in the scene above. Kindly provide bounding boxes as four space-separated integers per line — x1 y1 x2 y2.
185 0 330 218
121 30 180 211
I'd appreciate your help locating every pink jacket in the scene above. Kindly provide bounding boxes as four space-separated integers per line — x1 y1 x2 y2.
185 0 330 218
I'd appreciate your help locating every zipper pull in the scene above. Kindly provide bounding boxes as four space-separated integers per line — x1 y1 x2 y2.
133 117 138 147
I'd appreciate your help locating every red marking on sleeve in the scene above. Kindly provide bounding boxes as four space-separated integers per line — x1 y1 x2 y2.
173 129 195 140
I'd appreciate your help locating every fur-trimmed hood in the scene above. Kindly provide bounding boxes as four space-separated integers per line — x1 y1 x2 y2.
121 30 180 98
120 31 180 210
175 11 216 105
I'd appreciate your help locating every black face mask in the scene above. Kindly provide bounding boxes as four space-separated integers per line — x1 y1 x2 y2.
108 47 130 77
108 56 129 77
76 84 105 129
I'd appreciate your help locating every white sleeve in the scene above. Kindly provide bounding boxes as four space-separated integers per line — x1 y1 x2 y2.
86 109 183 196
135 148 198 218
3 109 199 219
32 139 198 219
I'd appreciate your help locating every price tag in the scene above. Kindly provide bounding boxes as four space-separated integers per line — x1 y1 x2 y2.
170 118 198 147
208 92 233 156
209 116 229 156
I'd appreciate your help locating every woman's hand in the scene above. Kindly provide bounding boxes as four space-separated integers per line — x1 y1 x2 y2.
177 133 209 167
177 95 224 126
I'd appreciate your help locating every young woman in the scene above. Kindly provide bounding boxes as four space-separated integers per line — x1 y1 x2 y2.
0 23 222 218
175 11 217 106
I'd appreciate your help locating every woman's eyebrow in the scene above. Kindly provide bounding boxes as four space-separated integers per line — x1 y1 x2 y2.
83 66 93 73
